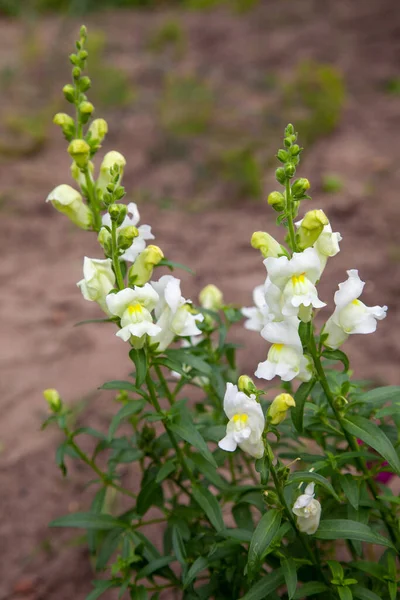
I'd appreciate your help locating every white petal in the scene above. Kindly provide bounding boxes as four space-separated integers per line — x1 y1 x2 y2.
324 315 349 349
106 288 137 317
218 433 237 452
261 317 302 349
334 270 364 308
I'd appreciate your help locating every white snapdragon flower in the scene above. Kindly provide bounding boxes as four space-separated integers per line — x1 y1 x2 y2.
324 269 387 349
255 317 312 382
150 275 204 352
77 257 116 313
106 284 161 347
242 285 273 332
218 383 265 459
46 184 92 230
296 217 342 274
293 483 321 535
265 247 326 321
102 202 154 263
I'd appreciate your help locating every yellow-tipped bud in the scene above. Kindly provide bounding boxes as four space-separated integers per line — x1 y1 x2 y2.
199 284 223 310
43 388 62 412
238 375 258 396
297 209 329 250
68 139 91 168
53 113 75 140
88 118 108 144
268 393 295 425
80 101 94 115
251 231 282 258
118 225 139 250
128 245 164 285
268 191 285 212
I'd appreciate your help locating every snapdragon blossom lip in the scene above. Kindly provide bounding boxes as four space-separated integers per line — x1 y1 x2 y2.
242 284 273 332
102 202 154 263
77 257 116 313
292 482 321 535
218 383 265 458
324 269 387 349
295 217 342 274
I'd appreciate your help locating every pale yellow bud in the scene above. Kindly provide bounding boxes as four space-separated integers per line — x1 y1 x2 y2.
97 151 126 192
98 227 112 255
251 231 282 258
43 388 62 412
53 113 75 140
238 375 258 396
118 225 139 250
46 184 92 229
88 118 108 144
68 139 91 168
268 393 295 425
297 209 329 250
199 284 223 310
128 245 164 285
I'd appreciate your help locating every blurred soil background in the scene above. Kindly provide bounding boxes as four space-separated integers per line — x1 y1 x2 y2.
0 0 399 598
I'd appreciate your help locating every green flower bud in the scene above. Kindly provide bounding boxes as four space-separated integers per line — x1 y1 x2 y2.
267 191 285 212
43 388 62 412
80 76 91 92
268 393 295 425
238 375 258 396
78 49 88 61
53 113 75 141
72 66 81 80
275 167 286 185
284 163 296 178
290 144 301 156
292 177 311 199
297 209 329 250
263 490 279 505
80 25 87 38
251 231 282 258
277 149 289 163
63 84 75 103
70 160 94 188
199 284 223 310
98 227 112 255
68 139 90 168
128 245 164 286
80 101 94 116
88 118 108 145
285 123 295 136
117 225 139 250
108 203 127 226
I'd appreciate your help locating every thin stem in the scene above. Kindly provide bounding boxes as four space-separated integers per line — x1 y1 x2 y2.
154 363 175 406
242 453 258 485
308 332 400 550
285 178 297 253
111 221 125 290
83 168 102 232
229 455 237 485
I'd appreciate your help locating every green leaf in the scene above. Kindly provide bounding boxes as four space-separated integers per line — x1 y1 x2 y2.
339 474 360 510
96 530 123 570
108 400 146 440
136 481 163 517
172 526 187 567
342 415 400 476
100 380 141 393
293 582 329 598
352 585 382 600
135 556 175 581
287 471 341 503
359 386 400 405
322 349 349 372
189 453 230 490
157 258 194 275
241 569 284 600
129 348 148 387
155 460 176 484
337 587 353 600
327 559 344 580
281 557 297 600
165 349 212 376
315 520 394 548
192 485 224 531
183 556 208 589
378 494 400 505
222 528 252 542
86 581 115 600
130 585 148 600
375 404 400 418
247 509 282 576
292 380 315 432
168 417 217 468
75 318 114 327
232 503 254 531
50 512 126 531
349 561 386 581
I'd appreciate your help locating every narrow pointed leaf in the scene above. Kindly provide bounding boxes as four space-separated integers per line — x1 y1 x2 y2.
314 520 394 548
281 557 297 600
192 485 224 532
241 569 284 600
50 512 126 530
292 380 315 432
287 471 340 502
247 509 281 576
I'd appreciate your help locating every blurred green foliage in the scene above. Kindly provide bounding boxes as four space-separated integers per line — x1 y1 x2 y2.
285 60 346 145
383 77 400 95
148 20 187 56
220 146 263 200
321 174 343 194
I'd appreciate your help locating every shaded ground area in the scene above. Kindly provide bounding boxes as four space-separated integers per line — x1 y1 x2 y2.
0 0 400 597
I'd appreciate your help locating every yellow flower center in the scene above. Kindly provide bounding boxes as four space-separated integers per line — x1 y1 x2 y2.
233 413 249 424
291 272 306 285
271 343 284 353
128 303 143 314
352 299 361 306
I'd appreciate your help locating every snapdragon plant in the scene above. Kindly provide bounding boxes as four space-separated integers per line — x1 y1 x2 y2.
44 26 400 600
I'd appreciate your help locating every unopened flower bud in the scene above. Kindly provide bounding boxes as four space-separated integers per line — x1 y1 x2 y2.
80 101 94 115
128 245 164 285
72 66 81 80
79 76 91 92
53 113 75 140
68 139 90 168
97 151 126 193
199 284 223 310
46 184 92 229
238 375 258 396
63 84 75 103
292 178 310 199
98 227 112 255
268 393 295 425
70 160 94 188
290 144 301 156
284 163 296 178
88 118 108 144
118 225 139 250
277 149 289 163
263 490 279 505
275 167 286 185
43 388 62 412
267 191 285 212
297 209 329 250
251 231 282 258
108 203 127 226
333 395 348 411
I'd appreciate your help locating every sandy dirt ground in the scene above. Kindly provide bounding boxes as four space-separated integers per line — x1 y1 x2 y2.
0 0 400 598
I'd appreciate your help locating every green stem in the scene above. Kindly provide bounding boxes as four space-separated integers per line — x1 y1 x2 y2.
111 221 125 290
83 168 101 232
308 333 400 550
285 178 297 253
154 363 175 406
